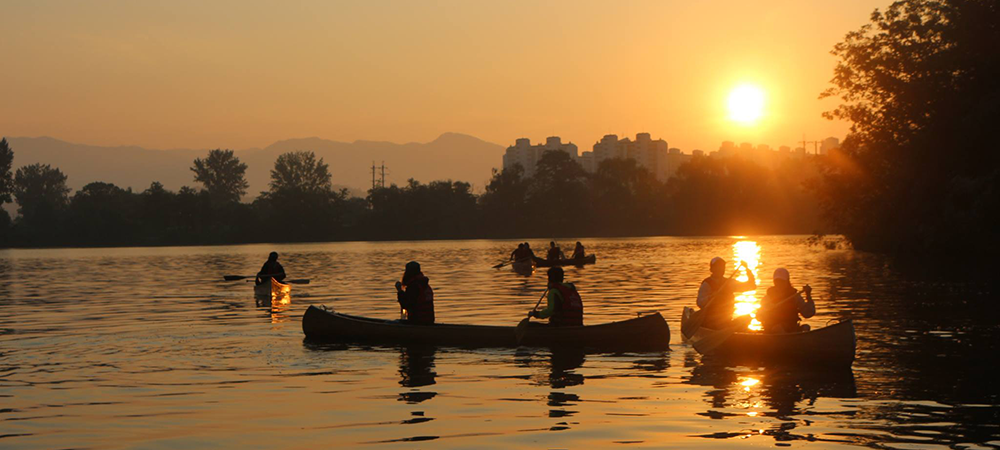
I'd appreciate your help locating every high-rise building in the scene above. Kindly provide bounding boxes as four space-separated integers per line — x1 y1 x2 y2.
501 136 579 178
820 137 840 155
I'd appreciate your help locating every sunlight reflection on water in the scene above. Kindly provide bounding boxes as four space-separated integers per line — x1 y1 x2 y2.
0 236 997 448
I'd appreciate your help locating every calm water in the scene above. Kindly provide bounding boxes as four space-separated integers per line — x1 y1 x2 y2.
1 237 998 449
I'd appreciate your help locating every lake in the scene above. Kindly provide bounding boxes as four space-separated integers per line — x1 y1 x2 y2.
1 236 998 449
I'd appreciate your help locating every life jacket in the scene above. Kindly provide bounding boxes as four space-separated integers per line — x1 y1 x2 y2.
549 282 583 326
701 276 735 329
404 276 435 324
760 285 799 333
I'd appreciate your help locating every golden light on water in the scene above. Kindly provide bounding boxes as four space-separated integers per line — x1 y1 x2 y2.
732 240 762 330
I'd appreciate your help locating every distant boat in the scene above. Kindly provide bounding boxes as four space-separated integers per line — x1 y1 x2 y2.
535 254 597 268
680 306 856 367
302 305 670 350
511 258 535 273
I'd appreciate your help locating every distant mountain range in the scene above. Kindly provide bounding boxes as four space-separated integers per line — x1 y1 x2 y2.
5 133 506 198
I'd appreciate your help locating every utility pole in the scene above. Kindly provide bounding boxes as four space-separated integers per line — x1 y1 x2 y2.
380 161 386 188
371 161 377 191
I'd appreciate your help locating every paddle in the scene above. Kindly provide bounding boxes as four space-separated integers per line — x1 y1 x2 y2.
232 276 310 284
515 289 549 345
492 260 511 269
681 261 747 337
691 290 805 355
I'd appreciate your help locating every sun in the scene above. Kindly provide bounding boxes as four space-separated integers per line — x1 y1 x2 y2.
727 84 766 124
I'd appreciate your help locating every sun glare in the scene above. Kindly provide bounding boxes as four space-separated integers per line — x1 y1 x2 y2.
727 85 765 124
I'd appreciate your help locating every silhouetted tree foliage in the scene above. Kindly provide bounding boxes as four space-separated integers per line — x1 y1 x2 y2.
365 179 479 240
591 158 667 236
257 151 352 242
13 163 70 245
1 149 824 247
479 164 528 237
526 151 590 235
191 149 249 203
0 138 14 244
0 138 14 205
818 0 1000 261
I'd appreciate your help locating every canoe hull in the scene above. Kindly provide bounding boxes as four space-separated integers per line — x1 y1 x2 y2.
681 306 856 367
535 254 597 268
511 259 534 273
255 278 290 298
302 305 670 350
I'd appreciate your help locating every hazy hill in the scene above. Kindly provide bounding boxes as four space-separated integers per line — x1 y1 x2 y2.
5 133 505 199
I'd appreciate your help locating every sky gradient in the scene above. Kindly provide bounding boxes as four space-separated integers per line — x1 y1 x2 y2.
1 0 888 151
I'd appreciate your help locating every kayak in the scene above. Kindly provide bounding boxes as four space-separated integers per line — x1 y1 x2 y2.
535 255 597 267
302 305 670 350
511 258 534 273
254 277 291 298
680 306 856 367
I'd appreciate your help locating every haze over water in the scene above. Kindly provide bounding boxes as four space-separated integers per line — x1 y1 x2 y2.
2 237 997 448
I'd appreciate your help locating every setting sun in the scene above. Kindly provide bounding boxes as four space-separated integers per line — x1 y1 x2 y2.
727 85 766 124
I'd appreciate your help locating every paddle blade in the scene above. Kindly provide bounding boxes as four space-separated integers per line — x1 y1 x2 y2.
492 262 507 269
224 275 250 281
514 317 531 345
286 279 310 284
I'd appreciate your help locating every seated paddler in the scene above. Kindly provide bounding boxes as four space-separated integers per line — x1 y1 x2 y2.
695 257 756 329
758 268 815 333
529 267 584 326
255 251 286 285
395 261 435 324
546 241 564 262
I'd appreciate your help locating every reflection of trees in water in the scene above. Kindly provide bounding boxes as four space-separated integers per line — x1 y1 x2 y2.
820 251 1000 404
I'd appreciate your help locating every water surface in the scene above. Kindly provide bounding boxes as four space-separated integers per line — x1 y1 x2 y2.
2 237 998 448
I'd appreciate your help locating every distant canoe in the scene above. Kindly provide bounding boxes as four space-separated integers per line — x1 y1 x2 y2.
535 255 597 267
302 305 670 350
680 306 856 367
511 258 535 273
254 278 290 298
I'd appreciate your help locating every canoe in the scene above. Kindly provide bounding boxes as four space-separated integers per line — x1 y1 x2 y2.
535 254 597 267
254 277 291 298
680 306 856 367
511 258 535 273
302 305 670 350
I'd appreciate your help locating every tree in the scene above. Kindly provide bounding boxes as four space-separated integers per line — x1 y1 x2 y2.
267 151 333 196
479 164 529 236
68 182 137 245
191 149 249 203
526 151 590 235
260 151 346 241
590 158 665 235
0 138 14 204
818 0 1000 260
13 163 71 244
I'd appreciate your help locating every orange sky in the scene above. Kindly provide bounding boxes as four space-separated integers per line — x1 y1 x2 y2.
0 0 887 152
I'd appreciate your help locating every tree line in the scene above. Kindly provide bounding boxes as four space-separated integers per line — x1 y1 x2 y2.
0 138 824 248
815 0 999 269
